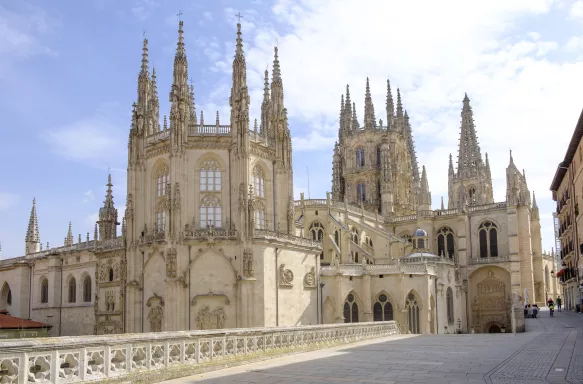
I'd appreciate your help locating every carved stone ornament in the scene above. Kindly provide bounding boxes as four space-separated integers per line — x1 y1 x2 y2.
105 290 116 311
174 182 181 210
279 264 294 287
126 194 134 218
303 266 316 289
332 255 340 269
447 269 452 284
146 293 164 332
97 319 122 335
166 248 177 278
191 291 230 306
238 183 247 211
195 306 226 330
243 248 254 278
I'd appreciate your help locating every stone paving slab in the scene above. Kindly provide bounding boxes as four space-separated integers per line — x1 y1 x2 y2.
163 309 583 384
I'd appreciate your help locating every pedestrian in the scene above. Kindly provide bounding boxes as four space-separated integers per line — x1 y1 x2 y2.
527 304 533 318
557 296 562 312
547 297 553 307
533 304 539 318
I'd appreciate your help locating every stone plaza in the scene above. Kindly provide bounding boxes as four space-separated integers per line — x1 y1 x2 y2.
163 309 583 384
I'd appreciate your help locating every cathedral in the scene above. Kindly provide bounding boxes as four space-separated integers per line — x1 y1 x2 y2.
0 20 559 337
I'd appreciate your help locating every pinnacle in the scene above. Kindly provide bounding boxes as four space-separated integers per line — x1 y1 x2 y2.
272 46 281 83
140 38 149 75
26 198 40 243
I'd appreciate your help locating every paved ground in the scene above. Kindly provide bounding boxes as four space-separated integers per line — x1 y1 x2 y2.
163 309 583 384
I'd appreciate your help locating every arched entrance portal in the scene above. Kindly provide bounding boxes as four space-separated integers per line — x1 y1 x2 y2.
488 324 501 333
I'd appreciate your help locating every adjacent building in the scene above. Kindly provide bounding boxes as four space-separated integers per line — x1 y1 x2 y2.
550 108 583 311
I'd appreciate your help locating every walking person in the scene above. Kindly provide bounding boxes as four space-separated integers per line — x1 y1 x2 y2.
557 296 562 312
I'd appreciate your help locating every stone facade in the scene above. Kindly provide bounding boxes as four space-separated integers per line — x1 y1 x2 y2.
0 20 558 337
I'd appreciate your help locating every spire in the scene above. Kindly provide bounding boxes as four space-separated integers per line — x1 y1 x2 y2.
26 198 40 243
170 20 188 93
345 85 353 132
386 78 394 129
65 222 73 247
189 83 197 126
230 21 250 149
396 88 403 118
441 196 445 210
270 46 284 118
363 77 376 130
532 191 540 219
338 93 345 139
140 37 149 76
352 102 359 130
151 68 160 132
260 69 270 138
456 93 483 178
98 173 118 241
509 149 515 166
169 19 189 150
418 165 431 208
448 153 455 176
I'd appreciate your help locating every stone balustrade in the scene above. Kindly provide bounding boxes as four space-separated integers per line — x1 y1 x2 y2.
0 321 400 384
321 257 452 277
253 229 322 249
468 255 510 265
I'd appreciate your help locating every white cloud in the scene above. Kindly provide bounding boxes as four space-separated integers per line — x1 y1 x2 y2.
132 0 161 21
41 113 126 167
83 190 95 203
565 35 583 52
208 0 582 252
0 2 60 58
0 193 19 211
203 12 213 21
570 0 583 18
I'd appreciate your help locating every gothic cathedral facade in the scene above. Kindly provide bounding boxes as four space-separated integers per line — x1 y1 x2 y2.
0 21 558 337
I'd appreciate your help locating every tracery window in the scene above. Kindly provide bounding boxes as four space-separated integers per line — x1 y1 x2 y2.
376 147 381 167
351 251 359 263
1 283 12 309
446 287 454 325
6 289 11 306
356 147 365 168
366 236 373 248
309 221 324 241
343 293 359 323
83 275 92 302
406 292 421 334
68 277 76 303
254 201 266 229
478 221 498 258
200 159 222 192
108 267 114 282
156 202 166 232
334 230 339 246
468 186 476 205
156 165 169 197
200 195 222 228
351 227 359 244
252 166 265 198
437 227 455 258
40 278 49 304
357 183 366 203
373 293 393 321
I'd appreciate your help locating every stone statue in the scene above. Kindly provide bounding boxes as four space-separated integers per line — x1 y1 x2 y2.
279 264 294 286
243 249 254 278
303 266 316 288
166 248 177 278
148 306 163 332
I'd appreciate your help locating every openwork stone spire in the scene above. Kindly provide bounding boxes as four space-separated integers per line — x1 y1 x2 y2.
457 93 483 178
531 192 539 220
98 174 118 241
260 69 270 138
26 198 39 243
65 222 73 247
386 78 394 130
363 77 376 130
418 165 431 208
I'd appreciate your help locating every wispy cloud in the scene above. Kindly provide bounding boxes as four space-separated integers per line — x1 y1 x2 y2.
83 190 95 203
0 193 19 211
0 2 60 58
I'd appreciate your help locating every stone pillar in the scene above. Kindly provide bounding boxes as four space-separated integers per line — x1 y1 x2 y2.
362 274 372 322
334 274 344 323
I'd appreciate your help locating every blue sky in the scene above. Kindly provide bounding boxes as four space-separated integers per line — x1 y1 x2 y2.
1 0 583 258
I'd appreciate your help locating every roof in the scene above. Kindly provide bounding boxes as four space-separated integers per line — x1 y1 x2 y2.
0 312 52 330
550 108 583 192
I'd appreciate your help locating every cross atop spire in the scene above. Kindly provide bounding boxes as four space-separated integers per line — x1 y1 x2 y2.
177 10 183 21
235 12 243 22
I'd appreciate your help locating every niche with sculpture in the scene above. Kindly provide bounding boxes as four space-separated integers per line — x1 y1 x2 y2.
146 293 164 332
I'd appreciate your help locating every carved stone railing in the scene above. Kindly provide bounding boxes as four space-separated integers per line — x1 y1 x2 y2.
184 229 238 241
321 256 453 277
392 214 417 223
253 229 322 249
95 237 124 251
191 124 231 136
0 321 400 384
140 231 166 245
468 202 507 213
468 255 510 265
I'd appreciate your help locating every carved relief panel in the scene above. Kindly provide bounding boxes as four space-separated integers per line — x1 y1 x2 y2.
146 293 164 332
471 268 508 332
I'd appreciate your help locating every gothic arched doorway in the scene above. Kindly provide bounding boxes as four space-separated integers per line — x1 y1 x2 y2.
488 324 501 333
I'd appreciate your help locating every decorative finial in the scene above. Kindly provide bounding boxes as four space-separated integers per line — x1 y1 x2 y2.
177 10 183 21
235 12 244 23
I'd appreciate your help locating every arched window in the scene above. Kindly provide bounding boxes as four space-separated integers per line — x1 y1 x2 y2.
355 148 365 168
68 277 76 303
356 183 366 202
156 202 166 232
200 195 222 228
373 293 393 321
83 276 92 302
155 164 169 197
0 283 11 309
351 251 359 263
478 221 498 258
108 268 114 282
406 292 420 334
252 166 265 198
200 159 222 192
446 287 454 325
254 200 266 229
343 293 359 323
468 187 476 205
309 222 324 241
437 227 455 258
366 237 373 248
40 278 49 304
334 230 339 246
351 227 359 244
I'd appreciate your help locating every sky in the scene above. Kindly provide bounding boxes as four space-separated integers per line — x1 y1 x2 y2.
1 0 582 259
